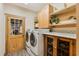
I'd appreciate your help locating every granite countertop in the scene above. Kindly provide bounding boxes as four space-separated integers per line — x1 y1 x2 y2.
43 32 76 39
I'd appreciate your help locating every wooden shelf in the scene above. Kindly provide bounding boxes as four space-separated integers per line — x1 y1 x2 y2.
50 23 76 28
50 5 76 16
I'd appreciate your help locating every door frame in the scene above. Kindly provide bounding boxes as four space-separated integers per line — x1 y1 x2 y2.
5 13 25 55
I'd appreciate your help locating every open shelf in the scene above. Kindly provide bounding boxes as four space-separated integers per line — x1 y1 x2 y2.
50 5 76 16
50 23 76 28
49 4 76 28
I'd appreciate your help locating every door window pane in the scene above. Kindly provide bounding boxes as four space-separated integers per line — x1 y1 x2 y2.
10 19 23 35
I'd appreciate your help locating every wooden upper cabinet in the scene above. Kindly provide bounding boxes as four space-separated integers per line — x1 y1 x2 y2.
38 4 53 28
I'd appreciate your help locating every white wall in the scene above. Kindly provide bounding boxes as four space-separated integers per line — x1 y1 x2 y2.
0 4 5 55
3 4 36 31
0 3 36 55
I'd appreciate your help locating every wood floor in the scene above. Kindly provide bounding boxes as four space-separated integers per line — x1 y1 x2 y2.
6 49 30 56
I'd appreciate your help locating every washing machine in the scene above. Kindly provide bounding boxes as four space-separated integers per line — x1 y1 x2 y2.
29 30 39 56
30 29 49 56
26 30 31 47
25 29 35 56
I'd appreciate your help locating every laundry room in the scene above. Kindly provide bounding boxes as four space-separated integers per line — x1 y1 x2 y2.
0 3 78 56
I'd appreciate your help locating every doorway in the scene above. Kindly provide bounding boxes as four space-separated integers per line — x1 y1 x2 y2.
5 14 25 54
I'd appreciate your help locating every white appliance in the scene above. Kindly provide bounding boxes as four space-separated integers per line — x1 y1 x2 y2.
30 30 39 56
26 29 33 47
30 29 49 56
25 29 35 56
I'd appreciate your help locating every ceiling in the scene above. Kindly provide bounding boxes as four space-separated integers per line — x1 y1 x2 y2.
5 3 48 13
4 3 75 13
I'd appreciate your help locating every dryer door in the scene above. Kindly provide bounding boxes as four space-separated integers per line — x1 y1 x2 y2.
26 32 29 42
30 33 37 47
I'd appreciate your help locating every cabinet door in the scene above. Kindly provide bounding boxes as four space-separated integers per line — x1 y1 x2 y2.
44 35 58 56
38 5 53 28
38 11 44 28
57 37 76 56
47 36 53 56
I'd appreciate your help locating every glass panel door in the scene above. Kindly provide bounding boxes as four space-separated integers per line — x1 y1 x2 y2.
47 37 53 56
57 40 70 56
